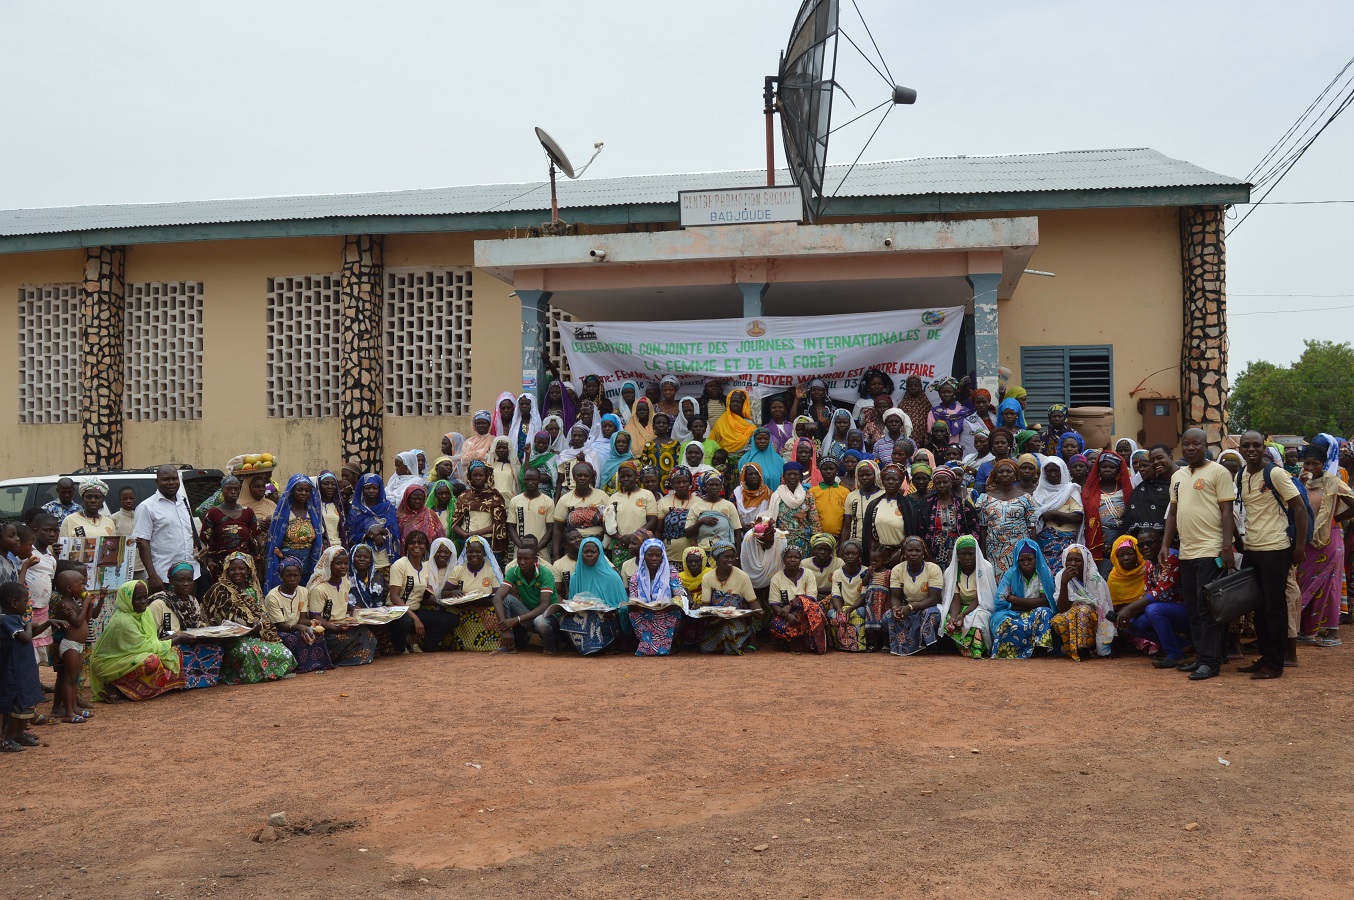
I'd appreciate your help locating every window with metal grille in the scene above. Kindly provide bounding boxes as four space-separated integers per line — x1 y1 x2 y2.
384 268 473 416
547 305 574 383
1019 345 1114 426
266 273 342 418
17 284 81 424
125 281 204 421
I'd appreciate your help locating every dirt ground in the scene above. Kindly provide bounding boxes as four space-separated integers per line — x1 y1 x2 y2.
3 641 1352 899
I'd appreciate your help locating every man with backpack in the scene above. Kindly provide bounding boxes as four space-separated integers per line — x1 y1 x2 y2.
1235 430 1310 680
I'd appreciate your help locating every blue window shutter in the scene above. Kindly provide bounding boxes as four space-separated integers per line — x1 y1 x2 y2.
1020 346 1070 426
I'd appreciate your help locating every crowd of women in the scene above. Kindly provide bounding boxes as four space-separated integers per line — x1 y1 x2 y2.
7 369 1351 734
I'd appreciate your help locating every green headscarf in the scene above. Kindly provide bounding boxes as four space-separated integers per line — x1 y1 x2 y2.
89 580 181 699
1015 429 1039 453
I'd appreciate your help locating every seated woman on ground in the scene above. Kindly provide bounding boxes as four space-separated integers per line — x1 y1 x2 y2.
557 536 630 656
146 561 225 689
307 546 378 666
883 535 945 656
1050 544 1114 661
767 544 828 654
940 535 996 659
90 579 190 703
264 558 334 673
202 552 297 684
990 538 1058 659
387 530 460 653
1112 530 1190 667
628 537 687 657
691 541 763 655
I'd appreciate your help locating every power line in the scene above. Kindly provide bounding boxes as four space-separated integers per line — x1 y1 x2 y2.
1239 199 1354 205
1246 55 1354 184
1231 293 1354 298
1230 303 1354 316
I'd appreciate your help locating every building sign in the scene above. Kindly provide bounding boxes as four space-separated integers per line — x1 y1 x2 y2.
678 186 804 227
563 307 964 403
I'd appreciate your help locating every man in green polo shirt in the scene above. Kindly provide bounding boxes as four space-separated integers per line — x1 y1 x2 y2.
491 539 561 654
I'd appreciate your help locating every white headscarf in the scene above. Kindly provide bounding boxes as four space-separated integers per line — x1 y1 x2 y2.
558 424 599 473
672 396 702 444
387 449 426 506
682 439 716 477
1055 542 1116 654
941 537 996 636
426 536 460 598
456 535 505 584
1030 456 1081 534
490 391 516 437
507 393 543 462
541 415 566 453
443 432 466 483
633 537 676 601
883 407 913 438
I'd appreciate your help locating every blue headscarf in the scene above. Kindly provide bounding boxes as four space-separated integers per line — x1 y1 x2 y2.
345 473 403 562
346 543 385 609
990 537 1056 640
599 429 634 487
739 427 785 489
997 398 1027 431
568 537 628 609
264 473 325 591
1058 431 1085 457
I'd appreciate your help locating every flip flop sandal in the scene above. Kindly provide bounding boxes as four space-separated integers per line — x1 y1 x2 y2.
0 739 24 752
14 733 40 747
1319 638 1343 647
29 715 58 726
62 714 88 724
1297 634 1319 644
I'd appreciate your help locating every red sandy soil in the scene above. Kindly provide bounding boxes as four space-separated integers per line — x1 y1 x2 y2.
2 644 1352 899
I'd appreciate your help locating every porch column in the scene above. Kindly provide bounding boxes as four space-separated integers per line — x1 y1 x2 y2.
1180 206 1228 445
517 289 552 396
737 281 768 318
80 246 127 470
966 273 1001 397
340 235 384 472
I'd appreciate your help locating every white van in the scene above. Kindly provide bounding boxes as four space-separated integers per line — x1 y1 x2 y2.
0 465 224 523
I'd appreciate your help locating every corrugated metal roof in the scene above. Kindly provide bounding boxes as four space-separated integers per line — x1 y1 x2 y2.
0 148 1244 238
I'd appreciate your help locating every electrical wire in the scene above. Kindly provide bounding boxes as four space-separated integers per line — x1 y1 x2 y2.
1231 303 1354 316
1246 54 1354 184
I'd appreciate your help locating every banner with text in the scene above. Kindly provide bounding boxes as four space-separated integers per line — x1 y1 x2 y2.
562 307 965 404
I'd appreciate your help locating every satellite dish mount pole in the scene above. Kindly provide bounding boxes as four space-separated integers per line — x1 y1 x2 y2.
763 75 779 187
548 158 560 225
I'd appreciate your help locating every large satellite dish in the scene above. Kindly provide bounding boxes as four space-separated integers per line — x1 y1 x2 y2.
768 0 916 223
534 127 605 225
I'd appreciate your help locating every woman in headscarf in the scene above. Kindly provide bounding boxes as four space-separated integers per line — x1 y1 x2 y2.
589 413 624 470
264 474 325 591
397 484 446 543
654 374 683 420
1082 450 1134 575
768 545 828 654
202 552 297 683
542 415 566 453
427 479 458 543
1051 543 1115 660
347 543 387 610
90 580 188 701
940 535 996 659
264 557 334 674
488 436 521 507
739 427 785 491
841 459 882 546
445 535 505 652
693 540 762 654
199 474 263 582
788 438 824 489
558 536 629 655
857 394 892 450
960 389 996 457
733 462 773 528
709 388 758 460
764 394 796 453
509 393 544 463
827 539 868 651
686 471 739 552
920 466 979 569
462 411 496 469
771 462 821 554
657 466 696 554
1058 431 1086 466
861 463 908 567
976 458 1038 581
451 461 510 560
997 397 1027 431
625 398 657 451
678 545 711 598
307 545 377 666
1129 449 1151 488
672 395 702 444
614 379 640 424
385 449 426 508
681 440 718 482
850 369 896 420
927 377 970 446
490 391 516 438
1031 457 1084 575
1298 437 1354 645
345 473 402 574
597 429 635 491
1113 437 1140 461
627 537 687 656
881 535 944 656
871 407 912 465
555 423 596 494
1005 384 1028 406
539 372 574 431
990 538 1057 659
316 470 347 550
821 408 855 464
441 431 467 482
797 378 836 439
145 562 225 689
895 375 932 445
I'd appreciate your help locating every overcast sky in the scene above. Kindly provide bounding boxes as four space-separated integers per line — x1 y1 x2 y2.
3 1 1351 381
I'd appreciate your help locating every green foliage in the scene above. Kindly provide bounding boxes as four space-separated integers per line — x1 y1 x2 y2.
1229 341 1354 438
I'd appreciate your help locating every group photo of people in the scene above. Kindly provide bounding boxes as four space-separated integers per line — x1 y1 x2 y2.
3 367 1350 753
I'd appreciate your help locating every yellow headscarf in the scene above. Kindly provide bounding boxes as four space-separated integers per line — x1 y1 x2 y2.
709 388 758 454
1106 534 1146 607
679 546 711 596
89 580 182 699
625 397 657 450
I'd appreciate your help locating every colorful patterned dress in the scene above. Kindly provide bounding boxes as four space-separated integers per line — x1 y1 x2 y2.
773 493 822 554
978 494 1037 580
628 565 685 656
769 595 828 654
202 555 297 684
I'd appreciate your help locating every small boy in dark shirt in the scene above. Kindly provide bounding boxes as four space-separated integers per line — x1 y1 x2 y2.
0 582 52 751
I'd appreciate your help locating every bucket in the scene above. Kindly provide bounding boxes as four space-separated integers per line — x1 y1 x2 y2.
1068 406 1115 451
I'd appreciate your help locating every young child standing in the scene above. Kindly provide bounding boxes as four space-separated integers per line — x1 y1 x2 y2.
22 516 59 666
49 568 100 723
0 582 51 751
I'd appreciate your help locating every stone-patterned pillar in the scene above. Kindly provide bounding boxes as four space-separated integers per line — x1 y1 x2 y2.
1180 206 1228 445
80 246 127 470
340 235 384 471
966 272 1001 398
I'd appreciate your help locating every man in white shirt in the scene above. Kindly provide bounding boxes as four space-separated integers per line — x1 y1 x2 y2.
132 465 200 592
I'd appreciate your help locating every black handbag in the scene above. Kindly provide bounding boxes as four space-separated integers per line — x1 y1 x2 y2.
1204 566 1264 625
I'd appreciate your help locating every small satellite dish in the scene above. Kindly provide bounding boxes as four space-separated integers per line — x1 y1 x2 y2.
534 127 605 225
767 0 916 223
